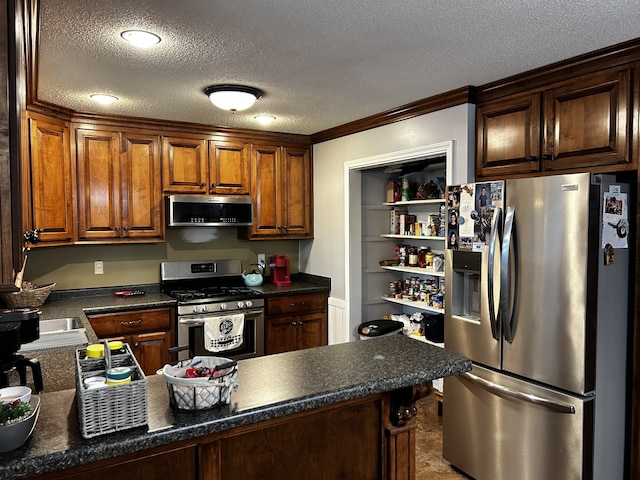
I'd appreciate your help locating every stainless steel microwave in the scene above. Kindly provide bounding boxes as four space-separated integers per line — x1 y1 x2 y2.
166 195 253 227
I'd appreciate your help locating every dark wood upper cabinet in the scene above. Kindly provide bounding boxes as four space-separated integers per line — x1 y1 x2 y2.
542 66 631 171
208 139 251 195
476 92 542 177
476 64 635 178
23 113 74 245
161 135 208 194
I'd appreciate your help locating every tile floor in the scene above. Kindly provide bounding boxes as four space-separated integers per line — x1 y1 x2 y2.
414 395 471 480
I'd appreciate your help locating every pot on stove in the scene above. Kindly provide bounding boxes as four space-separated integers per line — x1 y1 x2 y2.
242 263 264 287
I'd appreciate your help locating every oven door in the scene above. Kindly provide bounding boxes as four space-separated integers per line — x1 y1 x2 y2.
178 308 264 361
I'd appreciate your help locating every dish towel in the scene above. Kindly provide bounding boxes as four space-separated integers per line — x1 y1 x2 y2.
204 313 244 352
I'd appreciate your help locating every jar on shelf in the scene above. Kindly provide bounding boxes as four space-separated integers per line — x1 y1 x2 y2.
408 247 418 267
418 247 427 268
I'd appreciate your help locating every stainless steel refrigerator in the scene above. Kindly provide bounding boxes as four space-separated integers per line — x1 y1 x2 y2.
443 173 631 480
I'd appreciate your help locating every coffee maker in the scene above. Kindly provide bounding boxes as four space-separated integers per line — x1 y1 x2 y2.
0 308 44 392
270 254 291 286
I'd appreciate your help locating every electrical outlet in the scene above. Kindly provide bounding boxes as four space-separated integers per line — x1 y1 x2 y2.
94 261 104 275
257 253 266 267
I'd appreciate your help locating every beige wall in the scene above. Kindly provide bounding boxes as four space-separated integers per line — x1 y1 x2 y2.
24 228 299 290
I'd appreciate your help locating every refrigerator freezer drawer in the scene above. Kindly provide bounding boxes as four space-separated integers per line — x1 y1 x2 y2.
443 365 594 480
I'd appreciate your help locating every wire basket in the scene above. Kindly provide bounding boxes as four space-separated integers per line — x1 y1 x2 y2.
162 356 238 410
75 343 148 438
0 283 55 308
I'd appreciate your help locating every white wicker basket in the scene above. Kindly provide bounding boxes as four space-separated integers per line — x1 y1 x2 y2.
75 344 148 438
162 356 238 410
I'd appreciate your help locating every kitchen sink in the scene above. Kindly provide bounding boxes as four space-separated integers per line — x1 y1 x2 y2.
39 317 81 334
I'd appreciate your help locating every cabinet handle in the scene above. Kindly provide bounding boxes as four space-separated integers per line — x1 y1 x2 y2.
541 154 553 160
134 342 140 347
527 155 537 161
120 319 142 326
289 302 306 307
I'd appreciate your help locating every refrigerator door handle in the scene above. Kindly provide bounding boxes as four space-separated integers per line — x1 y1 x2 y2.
501 205 520 343
460 371 576 414
487 206 503 340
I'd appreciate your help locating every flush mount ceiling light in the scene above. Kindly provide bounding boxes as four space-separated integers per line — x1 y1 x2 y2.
254 115 276 124
204 84 264 112
90 94 118 105
120 30 161 48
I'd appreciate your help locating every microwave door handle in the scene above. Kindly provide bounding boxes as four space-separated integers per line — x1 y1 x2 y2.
461 371 576 414
487 206 503 340
501 205 519 343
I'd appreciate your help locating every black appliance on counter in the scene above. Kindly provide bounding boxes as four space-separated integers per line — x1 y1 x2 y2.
0 308 44 392
161 259 265 362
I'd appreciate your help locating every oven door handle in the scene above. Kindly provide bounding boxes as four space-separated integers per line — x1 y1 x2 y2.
179 309 264 326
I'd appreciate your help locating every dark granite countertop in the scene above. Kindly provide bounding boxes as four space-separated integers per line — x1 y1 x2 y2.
0 335 470 480
18 275 330 392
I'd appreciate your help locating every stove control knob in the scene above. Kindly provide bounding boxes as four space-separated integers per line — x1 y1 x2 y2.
245 300 253 308
237 301 244 309
193 305 201 313
201 305 209 312
220 303 227 311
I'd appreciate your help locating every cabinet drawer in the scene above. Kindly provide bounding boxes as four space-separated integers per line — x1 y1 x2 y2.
266 293 327 315
88 308 172 337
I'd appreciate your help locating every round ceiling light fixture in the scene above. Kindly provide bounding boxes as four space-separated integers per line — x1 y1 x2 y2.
90 94 118 105
121 30 161 48
254 115 276 124
204 84 264 112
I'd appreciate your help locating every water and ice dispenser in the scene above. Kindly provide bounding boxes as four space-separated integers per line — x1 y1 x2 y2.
447 250 482 322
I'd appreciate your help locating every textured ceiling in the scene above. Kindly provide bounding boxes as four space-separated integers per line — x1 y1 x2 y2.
37 0 640 136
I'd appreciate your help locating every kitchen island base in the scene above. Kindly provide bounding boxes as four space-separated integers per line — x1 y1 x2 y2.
1 335 470 480
27 384 430 480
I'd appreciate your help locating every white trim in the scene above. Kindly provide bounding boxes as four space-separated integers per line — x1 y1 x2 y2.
328 297 348 344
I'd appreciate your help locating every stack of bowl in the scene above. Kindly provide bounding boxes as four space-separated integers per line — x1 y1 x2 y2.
0 386 40 452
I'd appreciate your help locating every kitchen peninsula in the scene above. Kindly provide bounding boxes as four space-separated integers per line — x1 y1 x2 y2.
0 335 470 480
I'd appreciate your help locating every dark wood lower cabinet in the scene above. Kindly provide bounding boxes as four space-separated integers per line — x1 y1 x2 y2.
29 386 429 480
44 445 198 480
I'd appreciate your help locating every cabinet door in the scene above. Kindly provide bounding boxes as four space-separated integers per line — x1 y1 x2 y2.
25 114 74 244
50 445 197 480
130 331 170 375
161 136 207 193
543 66 632 171
281 147 313 238
75 128 121 240
476 92 541 177
121 132 163 240
250 144 282 236
209 139 251 195
296 311 327 350
265 316 296 354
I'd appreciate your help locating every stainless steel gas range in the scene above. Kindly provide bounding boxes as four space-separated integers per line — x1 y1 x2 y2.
161 259 264 361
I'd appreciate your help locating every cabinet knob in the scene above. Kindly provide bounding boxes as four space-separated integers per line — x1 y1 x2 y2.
211 183 216 188
291 321 297 326
527 155 537 161
201 182 206 187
